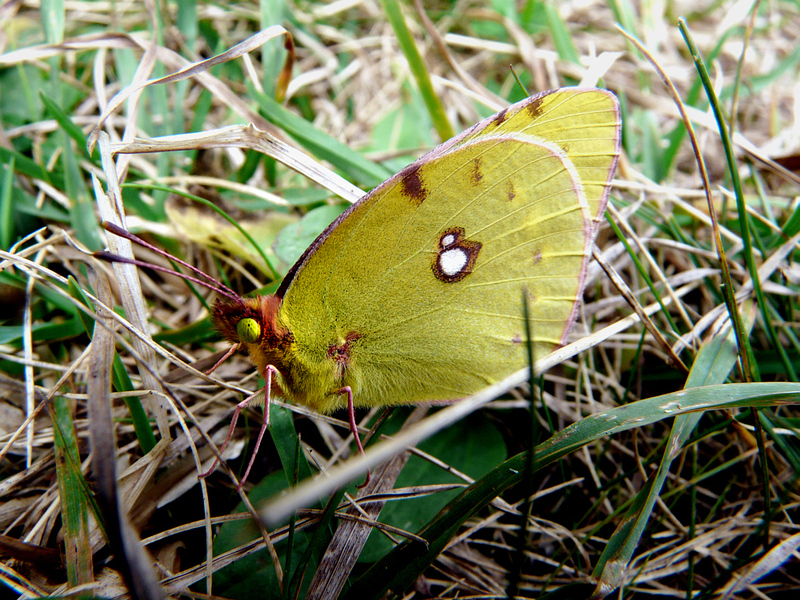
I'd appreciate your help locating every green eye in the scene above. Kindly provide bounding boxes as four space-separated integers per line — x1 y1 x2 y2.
236 318 261 344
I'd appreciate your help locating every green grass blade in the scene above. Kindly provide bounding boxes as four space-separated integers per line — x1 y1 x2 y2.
380 0 454 142
0 146 55 187
270 404 316 487
40 92 91 157
41 0 65 43
1 157 14 249
543 3 580 65
51 395 94 586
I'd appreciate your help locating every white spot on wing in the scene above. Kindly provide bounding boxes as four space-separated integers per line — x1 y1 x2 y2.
441 233 457 247
440 248 468 277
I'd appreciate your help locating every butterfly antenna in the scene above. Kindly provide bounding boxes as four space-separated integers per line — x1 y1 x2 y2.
93 251 243 303
101 221 235 291
96 221 243 303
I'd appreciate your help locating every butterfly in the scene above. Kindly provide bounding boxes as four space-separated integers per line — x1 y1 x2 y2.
101 87 621 487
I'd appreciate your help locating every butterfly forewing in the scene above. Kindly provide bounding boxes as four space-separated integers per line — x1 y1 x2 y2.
278 88 621 413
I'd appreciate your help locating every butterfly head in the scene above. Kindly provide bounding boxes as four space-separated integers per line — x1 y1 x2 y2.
94 222 299 397
212 294 293 356
211 295 298 396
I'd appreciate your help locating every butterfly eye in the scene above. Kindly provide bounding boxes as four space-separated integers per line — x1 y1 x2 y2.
236 318 261 344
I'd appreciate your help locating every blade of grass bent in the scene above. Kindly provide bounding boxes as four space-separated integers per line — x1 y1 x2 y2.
679 20 764 383
680 25 796 382
343 382 800 600
591 319 749 595
253 89 392 188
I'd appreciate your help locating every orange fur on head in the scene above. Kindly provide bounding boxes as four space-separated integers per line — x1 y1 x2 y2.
211 295 294 381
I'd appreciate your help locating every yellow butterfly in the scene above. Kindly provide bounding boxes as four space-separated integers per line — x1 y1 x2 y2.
203 87 622 483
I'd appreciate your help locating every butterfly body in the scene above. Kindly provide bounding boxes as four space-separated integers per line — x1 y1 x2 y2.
212 88 622 417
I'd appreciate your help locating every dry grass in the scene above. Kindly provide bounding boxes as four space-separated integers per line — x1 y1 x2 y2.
1 1 799 599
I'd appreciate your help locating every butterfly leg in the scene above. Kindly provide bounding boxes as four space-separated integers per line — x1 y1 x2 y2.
339 386 370 488
197 342 243 478
206 342 240 375
198 364 277 491
237 365 277 489
198 394 250 479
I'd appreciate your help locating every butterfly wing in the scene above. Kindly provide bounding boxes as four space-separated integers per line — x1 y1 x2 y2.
278 88 621 413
